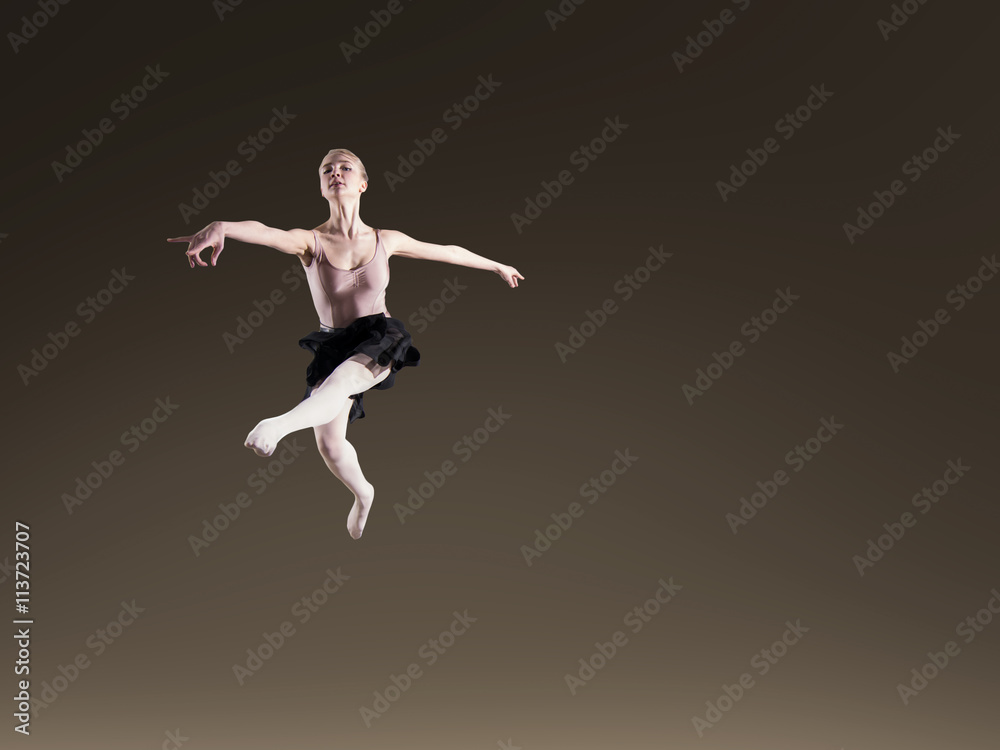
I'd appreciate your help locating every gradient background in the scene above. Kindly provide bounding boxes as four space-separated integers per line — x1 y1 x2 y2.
4 0 999 748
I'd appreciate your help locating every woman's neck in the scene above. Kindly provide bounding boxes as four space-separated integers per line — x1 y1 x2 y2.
324 199 366 238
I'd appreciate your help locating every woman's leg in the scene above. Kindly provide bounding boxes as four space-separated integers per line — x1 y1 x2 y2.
244 353 392 457
310 395 377 539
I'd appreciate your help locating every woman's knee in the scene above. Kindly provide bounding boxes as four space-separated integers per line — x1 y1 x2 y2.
317 435 353 463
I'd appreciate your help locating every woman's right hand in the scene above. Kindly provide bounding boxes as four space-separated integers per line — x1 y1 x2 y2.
168 221 226 268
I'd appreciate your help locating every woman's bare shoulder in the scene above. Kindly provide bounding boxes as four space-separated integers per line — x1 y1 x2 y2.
378 228 410 257
294 227 321 265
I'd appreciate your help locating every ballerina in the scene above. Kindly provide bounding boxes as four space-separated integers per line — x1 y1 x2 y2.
168 148 524 539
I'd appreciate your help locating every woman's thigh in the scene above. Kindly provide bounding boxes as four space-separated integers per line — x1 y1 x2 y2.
352 352 394 379
309 354 393 441
309 354 391 397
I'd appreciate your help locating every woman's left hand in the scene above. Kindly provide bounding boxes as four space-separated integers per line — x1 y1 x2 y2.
495 264 524 288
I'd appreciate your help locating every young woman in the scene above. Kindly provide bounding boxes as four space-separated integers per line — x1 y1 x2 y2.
168 148 524 539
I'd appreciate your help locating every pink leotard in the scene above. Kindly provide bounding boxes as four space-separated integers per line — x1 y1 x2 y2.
303 228 391 328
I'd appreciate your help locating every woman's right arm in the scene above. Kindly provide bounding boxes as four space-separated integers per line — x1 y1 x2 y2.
168 220 312 267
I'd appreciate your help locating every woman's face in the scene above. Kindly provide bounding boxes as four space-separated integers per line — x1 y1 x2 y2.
319 154 367 199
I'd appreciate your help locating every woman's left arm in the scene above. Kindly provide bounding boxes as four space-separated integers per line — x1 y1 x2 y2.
382 229 524 288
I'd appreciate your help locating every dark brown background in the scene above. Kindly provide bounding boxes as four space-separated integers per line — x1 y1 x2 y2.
4 0 999 748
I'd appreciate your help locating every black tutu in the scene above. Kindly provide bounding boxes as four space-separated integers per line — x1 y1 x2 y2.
297 313 421 424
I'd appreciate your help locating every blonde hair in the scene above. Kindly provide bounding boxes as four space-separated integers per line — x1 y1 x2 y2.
322 148 368 183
